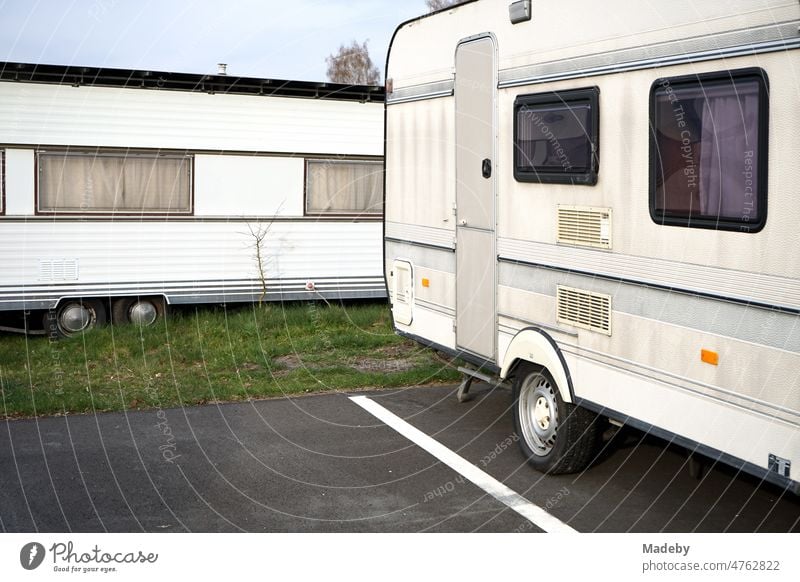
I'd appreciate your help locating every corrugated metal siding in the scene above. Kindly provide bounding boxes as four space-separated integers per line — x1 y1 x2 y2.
0 222 384 307
0 83 383 155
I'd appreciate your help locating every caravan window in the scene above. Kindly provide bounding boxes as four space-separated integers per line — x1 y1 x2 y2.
650 68 768 232
513 88 599 185
38 150 192 214
305 159 383 215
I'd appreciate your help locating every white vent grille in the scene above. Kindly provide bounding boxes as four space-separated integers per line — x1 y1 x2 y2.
556 286 611 335
557 206 612 249
39 259 79 282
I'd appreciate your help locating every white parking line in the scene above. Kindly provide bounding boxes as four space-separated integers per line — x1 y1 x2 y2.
349 395 578 534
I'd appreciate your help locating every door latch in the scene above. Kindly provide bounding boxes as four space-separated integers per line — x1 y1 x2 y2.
481 158 492 179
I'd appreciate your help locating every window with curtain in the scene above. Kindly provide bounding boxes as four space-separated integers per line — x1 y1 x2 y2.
305 159 383 215
650 69 768 232
38 150 192 214
513 87 599 185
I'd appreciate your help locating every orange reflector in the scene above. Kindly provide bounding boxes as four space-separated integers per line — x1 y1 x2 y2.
701 349 719 366
421 278 430 288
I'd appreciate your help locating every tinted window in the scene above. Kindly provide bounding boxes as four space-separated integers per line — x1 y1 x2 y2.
514 88 599 185
650 69 768 232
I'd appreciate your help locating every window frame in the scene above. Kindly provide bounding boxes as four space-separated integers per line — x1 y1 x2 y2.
35 148 194 216
648 67 769 233
513 86 600 186
0 149 5 215
303 157 384 218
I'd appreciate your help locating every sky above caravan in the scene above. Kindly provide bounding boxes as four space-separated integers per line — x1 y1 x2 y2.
0 0 429 82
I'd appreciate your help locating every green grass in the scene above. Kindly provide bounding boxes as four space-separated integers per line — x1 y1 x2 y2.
0 302 461 418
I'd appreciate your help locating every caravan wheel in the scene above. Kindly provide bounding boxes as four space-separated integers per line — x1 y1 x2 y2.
513 364 601 474
45 299 107 338
111 297 166 327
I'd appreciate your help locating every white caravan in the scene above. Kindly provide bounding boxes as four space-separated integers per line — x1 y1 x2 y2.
384 0 799 492
0 62 385 336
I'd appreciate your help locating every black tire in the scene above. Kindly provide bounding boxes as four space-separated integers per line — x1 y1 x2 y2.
110 298 133 326
513 363 602 474
44 299 107 339
111 296 166 327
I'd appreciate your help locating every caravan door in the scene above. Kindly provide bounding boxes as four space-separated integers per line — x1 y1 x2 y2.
455 35 497 362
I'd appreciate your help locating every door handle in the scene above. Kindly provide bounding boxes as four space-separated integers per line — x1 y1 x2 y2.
481 158 492 179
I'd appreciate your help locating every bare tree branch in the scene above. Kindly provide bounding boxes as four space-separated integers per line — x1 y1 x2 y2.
243 202 285 307
426 0 468 12
325 40 381 85
246 223 272 306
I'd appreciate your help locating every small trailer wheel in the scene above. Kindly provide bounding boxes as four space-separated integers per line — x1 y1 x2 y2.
111 297 166 327
44 299 107 338
513 363 602 474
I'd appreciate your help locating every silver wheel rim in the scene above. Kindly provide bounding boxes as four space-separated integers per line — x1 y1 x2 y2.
58 303 94 334
518 373 559 457
129 300 158 326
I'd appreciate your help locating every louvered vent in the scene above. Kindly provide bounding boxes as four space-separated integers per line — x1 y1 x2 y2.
556 286 611 336
39 259 79 282
557 206 612 249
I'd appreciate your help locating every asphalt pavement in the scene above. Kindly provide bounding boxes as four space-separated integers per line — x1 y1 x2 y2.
1 383 798 532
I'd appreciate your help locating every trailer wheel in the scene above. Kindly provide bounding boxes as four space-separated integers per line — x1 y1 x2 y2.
111 297 166 327
44 299 107 338
513 363 601 474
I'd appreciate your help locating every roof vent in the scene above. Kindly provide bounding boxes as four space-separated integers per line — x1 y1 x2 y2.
217 63 228 75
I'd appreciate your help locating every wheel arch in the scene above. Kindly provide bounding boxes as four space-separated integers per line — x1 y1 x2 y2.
500 327 574 404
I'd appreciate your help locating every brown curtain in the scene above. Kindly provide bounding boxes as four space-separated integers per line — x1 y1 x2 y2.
39 152 191 212
306 160 383 214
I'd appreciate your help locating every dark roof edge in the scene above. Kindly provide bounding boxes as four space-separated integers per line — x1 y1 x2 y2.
389 0 480 47
0 61 385 103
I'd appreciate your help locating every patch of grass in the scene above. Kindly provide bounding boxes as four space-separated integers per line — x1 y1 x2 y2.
0 302 461 418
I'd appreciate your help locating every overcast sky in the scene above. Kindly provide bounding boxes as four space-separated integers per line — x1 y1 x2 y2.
0 0 428 82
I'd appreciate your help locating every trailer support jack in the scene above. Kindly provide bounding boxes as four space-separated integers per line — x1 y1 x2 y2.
456 366 498 403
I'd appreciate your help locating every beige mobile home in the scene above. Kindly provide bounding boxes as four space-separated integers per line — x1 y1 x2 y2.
384 0 799 492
